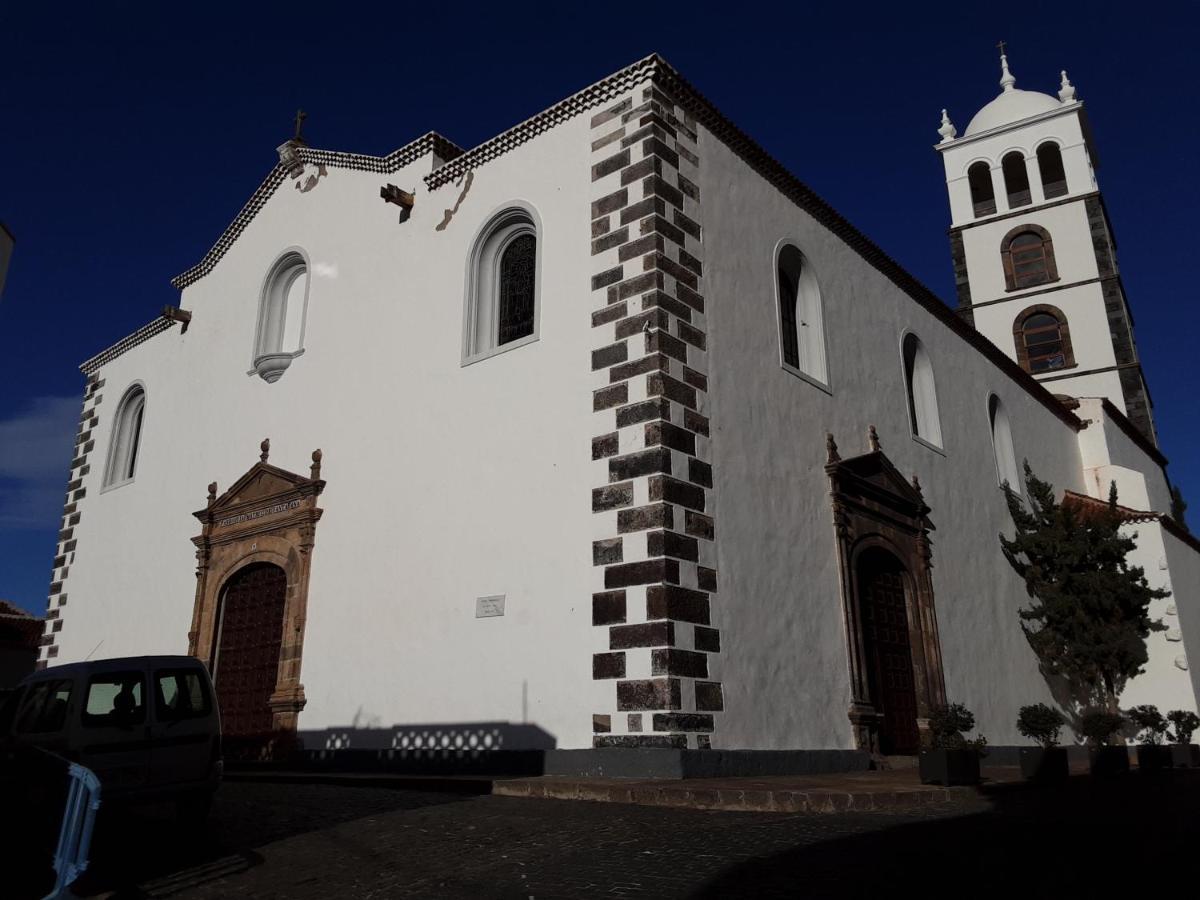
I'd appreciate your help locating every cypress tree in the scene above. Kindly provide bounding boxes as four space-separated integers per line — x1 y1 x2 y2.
1000 463 1167 708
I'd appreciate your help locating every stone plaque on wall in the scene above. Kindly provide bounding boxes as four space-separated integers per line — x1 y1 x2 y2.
476 595 505 618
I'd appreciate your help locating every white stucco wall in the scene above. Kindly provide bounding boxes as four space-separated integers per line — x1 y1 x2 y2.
1116 522 1199 714
1163 529 1200 710
1075 397 1172 513
54 118 601 750
699 125 1088 749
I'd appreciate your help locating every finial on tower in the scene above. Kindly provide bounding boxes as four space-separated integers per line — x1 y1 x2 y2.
997 41 1016 92
207 481 217 505
310 448 323 480
937 109 958 143
868 425 881 453
260 438 270 463
1058 70 1077 102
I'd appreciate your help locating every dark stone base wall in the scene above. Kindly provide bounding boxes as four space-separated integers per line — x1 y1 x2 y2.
588 83 723 750
37 374 103 669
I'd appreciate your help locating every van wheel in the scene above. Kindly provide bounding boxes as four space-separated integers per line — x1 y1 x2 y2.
176 792 214 825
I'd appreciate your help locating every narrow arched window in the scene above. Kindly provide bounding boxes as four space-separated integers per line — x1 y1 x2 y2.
103 385 146 488
497 234 536 346
1000 225 1058 291
776 244 828 385
253 251 309 382
902 334 942 448
1001 151 1032 208
1013 306 1075 373
1037 143 1068 199
465 207 539 362
968 162 996 217
988 394 1020 491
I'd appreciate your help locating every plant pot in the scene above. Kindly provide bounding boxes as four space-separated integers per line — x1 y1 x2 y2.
1169 744 1200 768
919 748 981 785
1088 746 1130 777
1136 745 1172 773
1019 746 1069 781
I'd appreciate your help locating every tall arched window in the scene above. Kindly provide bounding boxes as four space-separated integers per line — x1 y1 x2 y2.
1013 305 1075 373
1000 224 1058 291
988 394 1020 491
1001 151 1032 208
253 251 309 383
1036 142 1068 199
967 161 996 217
464 206 539 363
902 333 943 448
776 244 828 385
103 385 146 488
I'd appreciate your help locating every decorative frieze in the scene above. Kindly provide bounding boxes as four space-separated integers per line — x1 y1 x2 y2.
588 82 722 750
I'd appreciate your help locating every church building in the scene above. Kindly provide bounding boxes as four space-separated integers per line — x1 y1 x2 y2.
37 53 1200 758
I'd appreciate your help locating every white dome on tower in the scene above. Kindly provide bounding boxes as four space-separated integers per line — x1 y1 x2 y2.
963 51 1064 137
965 89 1061 136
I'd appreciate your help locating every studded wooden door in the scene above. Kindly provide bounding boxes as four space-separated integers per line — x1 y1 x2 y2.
859 554 920 754
213 563 287 737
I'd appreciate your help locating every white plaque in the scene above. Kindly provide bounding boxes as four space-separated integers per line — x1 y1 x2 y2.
476 595 505 618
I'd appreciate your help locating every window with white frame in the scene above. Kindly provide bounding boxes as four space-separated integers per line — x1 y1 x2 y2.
103 385 146 488
463 207 539 362
988 394 1021 491
252 251 309 382
902 333 943 448
776 244 828 386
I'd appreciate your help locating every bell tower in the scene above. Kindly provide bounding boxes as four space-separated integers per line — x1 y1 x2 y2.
935 49 1156 444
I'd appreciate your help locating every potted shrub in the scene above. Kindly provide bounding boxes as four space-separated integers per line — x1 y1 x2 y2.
1166 710 1200 768
1016 703 1068 781
1127 705 1171 772
919 703 987 786
1081 709 1128 776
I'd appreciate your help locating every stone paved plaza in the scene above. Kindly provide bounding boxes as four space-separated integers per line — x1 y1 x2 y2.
59 772 1196 898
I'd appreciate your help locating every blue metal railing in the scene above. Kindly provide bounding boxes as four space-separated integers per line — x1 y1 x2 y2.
43 760 102 900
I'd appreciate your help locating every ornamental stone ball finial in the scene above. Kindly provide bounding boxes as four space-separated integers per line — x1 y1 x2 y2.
311 448 323 480
260 438 270 463
825 432 841 463
868 425 881 452
1058 70 1077 102
937 109 957 143
912 473 923 495
207 481 217 505
998 41 1016 92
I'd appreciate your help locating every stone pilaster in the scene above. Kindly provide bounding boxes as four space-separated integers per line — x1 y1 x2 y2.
38 374 104 668
588 82 722 750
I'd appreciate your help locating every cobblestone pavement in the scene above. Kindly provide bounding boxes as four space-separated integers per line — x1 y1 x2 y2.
71 773 1195 898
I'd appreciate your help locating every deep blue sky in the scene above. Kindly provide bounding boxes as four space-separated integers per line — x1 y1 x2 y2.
1 3 1196 614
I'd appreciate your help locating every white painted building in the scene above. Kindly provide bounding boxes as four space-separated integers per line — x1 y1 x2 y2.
38 54 1199 757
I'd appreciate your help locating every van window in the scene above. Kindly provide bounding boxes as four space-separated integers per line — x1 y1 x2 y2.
155 669 211 720
83 672 146 727
15 680 73 734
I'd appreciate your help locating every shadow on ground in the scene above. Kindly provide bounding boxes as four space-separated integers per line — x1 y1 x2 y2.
693 769 1198 897
69 782 466 899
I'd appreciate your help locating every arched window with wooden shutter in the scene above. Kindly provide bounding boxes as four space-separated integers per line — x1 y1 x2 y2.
1012 304 1076 373
1000 224 1059 291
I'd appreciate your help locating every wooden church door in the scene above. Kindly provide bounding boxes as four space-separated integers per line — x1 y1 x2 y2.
858 551 921 755
213 563 287 737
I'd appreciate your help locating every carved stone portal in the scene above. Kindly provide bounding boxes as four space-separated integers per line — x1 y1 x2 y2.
826 430 947 755
189 441 325 733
